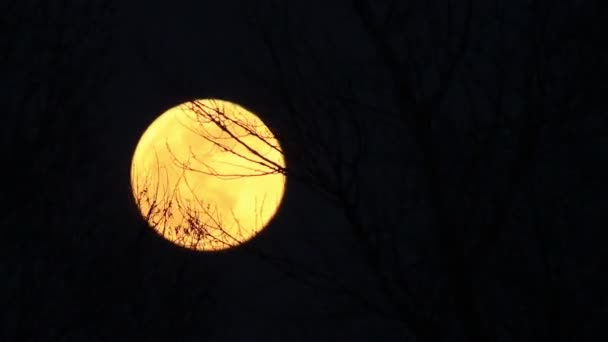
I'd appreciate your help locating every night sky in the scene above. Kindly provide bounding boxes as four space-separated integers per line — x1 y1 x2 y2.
3 0 608 341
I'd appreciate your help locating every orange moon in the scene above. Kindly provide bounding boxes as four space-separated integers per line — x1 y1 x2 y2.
130 99 286 251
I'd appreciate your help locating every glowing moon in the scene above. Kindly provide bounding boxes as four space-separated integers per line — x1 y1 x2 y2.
130 99 286 251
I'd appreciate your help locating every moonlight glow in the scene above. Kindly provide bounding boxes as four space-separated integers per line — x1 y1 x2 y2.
130 99 286 251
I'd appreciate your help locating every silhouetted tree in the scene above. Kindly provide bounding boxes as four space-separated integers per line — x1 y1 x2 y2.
162 0 608 340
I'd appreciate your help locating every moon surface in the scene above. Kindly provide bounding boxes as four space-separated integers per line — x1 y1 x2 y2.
130 99 286 251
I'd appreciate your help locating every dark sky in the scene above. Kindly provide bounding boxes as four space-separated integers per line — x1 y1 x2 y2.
3 0 608 341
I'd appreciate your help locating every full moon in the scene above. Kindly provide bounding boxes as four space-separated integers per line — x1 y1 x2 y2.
130 99 286 251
